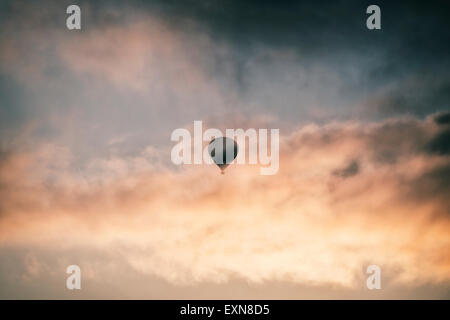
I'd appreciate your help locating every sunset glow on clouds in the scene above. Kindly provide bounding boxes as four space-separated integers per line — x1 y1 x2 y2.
0 1 449 298
1 116 449 297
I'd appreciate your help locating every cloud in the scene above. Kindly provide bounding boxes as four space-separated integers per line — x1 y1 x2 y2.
0 115 448 297
427 129 450 156
435 112 450 125
0 0 449 299
332 159 360 178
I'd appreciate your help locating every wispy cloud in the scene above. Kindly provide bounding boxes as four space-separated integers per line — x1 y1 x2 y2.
0 116 448 295
0 0 449 299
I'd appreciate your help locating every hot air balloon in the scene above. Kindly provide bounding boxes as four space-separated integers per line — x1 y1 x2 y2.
208 137 238 174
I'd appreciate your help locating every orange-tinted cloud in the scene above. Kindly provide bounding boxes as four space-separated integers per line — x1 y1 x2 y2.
0 1 449 299
0 116 449 292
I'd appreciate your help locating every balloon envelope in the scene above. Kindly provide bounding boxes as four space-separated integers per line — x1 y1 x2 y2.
208 137 238 172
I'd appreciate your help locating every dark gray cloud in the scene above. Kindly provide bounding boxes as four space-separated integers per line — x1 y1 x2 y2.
333 159 360 178
364 119 432 164
427 129 450 156
1 0 449 142
364 76 450 118
435 112 450 125
133 0 450 55
142 0 450 119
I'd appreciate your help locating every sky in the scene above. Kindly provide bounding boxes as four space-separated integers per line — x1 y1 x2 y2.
0 0 449 299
